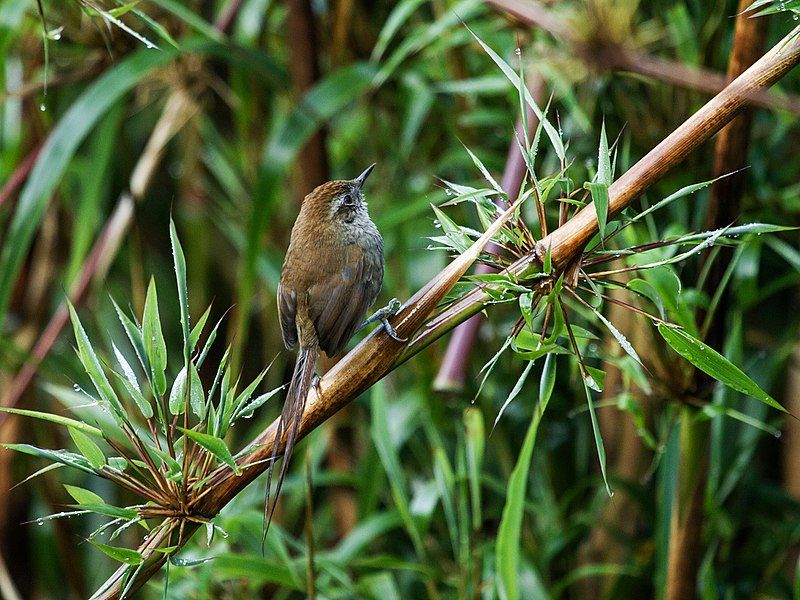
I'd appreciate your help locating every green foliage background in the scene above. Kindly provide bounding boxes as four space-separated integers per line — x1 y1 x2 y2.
1 1 799 598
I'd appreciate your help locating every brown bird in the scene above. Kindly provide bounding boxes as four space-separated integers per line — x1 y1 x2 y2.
265 164 402 534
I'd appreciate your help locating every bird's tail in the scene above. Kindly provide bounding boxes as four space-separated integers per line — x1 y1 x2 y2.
263 343 319 543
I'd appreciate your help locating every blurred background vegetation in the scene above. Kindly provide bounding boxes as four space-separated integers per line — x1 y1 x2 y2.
1 0 800 598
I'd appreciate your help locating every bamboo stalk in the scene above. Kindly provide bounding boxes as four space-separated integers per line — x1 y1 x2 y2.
666 2 767 598
91 25 800 598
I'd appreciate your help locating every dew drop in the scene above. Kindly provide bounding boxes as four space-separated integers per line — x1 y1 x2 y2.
39 103 46 112
514 47 521 56
36 520 44 526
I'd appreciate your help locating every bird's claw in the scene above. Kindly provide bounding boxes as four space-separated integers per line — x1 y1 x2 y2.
311 373 322 395
380 316 407 342
359 298 407 342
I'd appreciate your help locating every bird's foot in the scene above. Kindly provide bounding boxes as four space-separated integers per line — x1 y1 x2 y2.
360 298 407 342
311 373 322 396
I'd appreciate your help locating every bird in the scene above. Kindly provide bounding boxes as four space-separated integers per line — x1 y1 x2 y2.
265 163 403 536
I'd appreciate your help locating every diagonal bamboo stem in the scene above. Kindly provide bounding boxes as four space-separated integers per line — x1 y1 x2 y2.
91 24 800 599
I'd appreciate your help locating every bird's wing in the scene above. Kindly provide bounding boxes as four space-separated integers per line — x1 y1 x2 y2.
277 282 298 349
308 243 383 356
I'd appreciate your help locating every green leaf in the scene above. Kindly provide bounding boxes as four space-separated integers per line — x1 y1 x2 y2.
110 296 149 376
2 444 95 475
142 278 168 396
64 484 104 506
586 304 643 367
170 219 191 360
0 407 102 437
585 366 606 393
588 121 612 239
496 385 552 600
189 304 212 353
468 27 565 161
107 362 153 420
67 303 125 420
12 463 64 490
233 384 283 423
168 364 205 417
493 361 535 432
597 120 612 185
0 47 176 325
657 324 786 413
178 427 240 475
74 504 138 520
90 541 143 565
586 182 610 240
539 353 557 405
464 408 484 531
68 428 106 469
627 278 665 318
583 382 612 496
370 381 426 558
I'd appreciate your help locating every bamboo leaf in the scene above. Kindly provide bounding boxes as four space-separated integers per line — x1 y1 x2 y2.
68 303 125 421
178 427 240 475
90 541 143 565
657 324 787 413
496 387 551 600
468 27 565 161
189 304 212 354
170 218 191 360
0 407 102 437
64 484 104 506
583 382 612 496
142 278 168 396
586 182 610 240
110 297 150 377
492 361 536 433
2 444 96 475
68 427 106 469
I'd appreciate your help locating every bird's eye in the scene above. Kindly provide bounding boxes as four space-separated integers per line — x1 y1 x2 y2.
342 194 356 206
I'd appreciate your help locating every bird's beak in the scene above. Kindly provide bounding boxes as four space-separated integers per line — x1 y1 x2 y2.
353 163 376 190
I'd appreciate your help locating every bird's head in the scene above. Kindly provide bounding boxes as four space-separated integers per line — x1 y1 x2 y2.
301 163 375 223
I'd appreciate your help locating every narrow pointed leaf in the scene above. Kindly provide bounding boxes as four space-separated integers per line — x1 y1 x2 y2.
90 541 143 565
67 303 125 420
64 484 104 506
142 278 167 395
657 324 786 413
69 427 106 469
178 427 240 475
0 407 102 437
170 219 190 359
